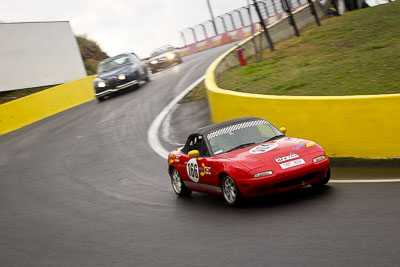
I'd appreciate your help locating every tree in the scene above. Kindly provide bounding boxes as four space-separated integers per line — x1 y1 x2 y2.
75 35 108 75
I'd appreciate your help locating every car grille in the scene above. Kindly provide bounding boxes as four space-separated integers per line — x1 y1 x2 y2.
108 77 118 88
274 172 317 189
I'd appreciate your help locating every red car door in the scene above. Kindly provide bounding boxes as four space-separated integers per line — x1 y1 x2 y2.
196 157 220 193
175 134 218 193
179 156 216 192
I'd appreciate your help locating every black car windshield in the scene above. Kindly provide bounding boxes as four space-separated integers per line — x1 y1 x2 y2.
207 120 283 155
98 55 130 73
150 46 174 57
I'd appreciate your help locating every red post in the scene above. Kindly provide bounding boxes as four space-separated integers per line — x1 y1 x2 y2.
236 48 247 66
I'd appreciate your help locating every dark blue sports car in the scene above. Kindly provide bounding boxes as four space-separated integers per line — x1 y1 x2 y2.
94 53 150 102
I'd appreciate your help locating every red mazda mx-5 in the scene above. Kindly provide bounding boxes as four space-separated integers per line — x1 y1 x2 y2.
168 117 330 205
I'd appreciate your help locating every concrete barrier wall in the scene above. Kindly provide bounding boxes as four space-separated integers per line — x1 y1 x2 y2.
205 4 400 159
0 22 87 92
0 76 95 135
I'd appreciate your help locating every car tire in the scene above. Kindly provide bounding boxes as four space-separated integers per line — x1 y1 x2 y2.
134 71 143 89
97 96 104 102
151 68 158 74
177 57 183 64
222 175 242 206
170 168 192 197
312 168 331 189
145 74 150 82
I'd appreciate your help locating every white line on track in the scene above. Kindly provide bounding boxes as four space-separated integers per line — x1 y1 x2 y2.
162 104 183 147
147 77 400 183
147 75 205 160
330 178 400 183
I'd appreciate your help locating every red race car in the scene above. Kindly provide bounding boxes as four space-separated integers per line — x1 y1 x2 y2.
168 117 330 205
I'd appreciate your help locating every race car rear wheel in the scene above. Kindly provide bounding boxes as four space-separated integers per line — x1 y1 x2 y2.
222 175 242 206
170 168 191 197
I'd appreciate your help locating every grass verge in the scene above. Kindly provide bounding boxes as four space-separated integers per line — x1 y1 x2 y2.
184 2 400 100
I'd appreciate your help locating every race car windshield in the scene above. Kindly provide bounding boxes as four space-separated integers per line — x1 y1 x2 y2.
98 55 130 73
151 46 174 57
208 122 282 155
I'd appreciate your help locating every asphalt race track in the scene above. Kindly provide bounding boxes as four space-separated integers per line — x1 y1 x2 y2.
1 44 400 266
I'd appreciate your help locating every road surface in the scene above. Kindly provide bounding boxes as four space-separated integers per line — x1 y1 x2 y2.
1 44 400 266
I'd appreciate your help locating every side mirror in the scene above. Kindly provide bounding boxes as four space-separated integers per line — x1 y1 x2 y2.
188 150 200 159
279 127 287 135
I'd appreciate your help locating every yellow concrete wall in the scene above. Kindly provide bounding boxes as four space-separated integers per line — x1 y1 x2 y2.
205 38 400 159
0 76 95 135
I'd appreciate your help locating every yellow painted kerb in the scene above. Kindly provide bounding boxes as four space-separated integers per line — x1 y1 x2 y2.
0 76 95 135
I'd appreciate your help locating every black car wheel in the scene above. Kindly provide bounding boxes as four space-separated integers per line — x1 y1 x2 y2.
134 71 144 89
170 168 192 197
97 96 105 102
176 57 183 64
222 175 242 206
151 68 158 74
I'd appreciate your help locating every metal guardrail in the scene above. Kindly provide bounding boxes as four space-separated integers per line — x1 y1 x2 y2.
178 0 309 57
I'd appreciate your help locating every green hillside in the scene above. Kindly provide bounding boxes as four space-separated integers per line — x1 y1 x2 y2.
218 2 400 96
185 2 400 102
76 35 108 75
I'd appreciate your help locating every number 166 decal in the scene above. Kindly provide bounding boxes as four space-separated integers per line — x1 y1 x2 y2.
186 158 199 182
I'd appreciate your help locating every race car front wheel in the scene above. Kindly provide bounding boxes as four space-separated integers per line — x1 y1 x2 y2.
222 175 242 206
170 168 191 197
312 168 331 189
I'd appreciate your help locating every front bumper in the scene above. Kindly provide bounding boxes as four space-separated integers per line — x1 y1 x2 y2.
95 80 138 97
150 58 178 69
235 159 330 197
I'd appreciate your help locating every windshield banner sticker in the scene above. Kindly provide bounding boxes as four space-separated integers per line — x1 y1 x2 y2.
207 120 268 140
249 143 278 154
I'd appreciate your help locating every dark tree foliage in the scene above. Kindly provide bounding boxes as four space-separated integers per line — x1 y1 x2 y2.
76 35 108 75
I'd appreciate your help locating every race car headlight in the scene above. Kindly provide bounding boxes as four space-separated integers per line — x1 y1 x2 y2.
118 74 126 80
150 60 158 64
254 171 273 178
313 155 326 163
98 81 106 88
166 53 175 60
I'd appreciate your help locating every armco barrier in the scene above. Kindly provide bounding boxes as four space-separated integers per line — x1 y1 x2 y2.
205 5 400 159
178 0 307 58
0 76 95 135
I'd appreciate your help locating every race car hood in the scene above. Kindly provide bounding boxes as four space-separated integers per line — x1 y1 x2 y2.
218 137 321 169
97 64 133 80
